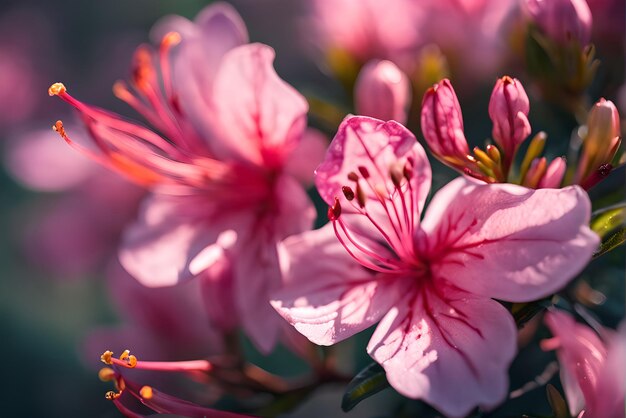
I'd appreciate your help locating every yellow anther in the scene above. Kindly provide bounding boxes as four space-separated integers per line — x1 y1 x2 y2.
139 386 154 400
162 31 181 47
105 390 121 400
101 350 114 365
48 82 66 96
119 350 130 361
52 120 66 138
127 355 137 368
98 368 116 382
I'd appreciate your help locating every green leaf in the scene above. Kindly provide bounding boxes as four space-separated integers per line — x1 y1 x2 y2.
510 297 553 328
341 362 390 412
591 203 626 259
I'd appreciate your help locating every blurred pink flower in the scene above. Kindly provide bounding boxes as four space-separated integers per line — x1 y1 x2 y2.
4 125 144 278
524 0 593 45
308 0 516 81
272 116 598 417
354 60 411 125
308 0 422 68
0 8 56 130
86 262 223 364
50 3 326 353
543 310 626 418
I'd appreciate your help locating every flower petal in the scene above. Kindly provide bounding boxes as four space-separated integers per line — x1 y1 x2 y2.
284 128 328 186
544 310 609 416
271 223 405 346
234 176 317 353
316 116 430 212
210 43 308 167
119 193 252 287
367 282 516 418
151 2 248 146
423 177 599 302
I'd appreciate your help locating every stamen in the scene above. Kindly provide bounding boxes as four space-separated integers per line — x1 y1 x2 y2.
161 32 181 48
140 386 154 400
99 368 116 382
342 186 355 201
52 120 66 138
105 390 122 400
389 163 404 188
328 197 342 221
100 349 213 373
355 183 367 208
358 166 370 179
48 82 66 96
101 350 114 365
347 171 359 182
403 161 413 180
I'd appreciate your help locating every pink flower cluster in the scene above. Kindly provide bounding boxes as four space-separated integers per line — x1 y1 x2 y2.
39 1 623 417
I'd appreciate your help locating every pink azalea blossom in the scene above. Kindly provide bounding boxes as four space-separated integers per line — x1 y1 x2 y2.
49 3 326 353
543 310 626 418
272 116 598 417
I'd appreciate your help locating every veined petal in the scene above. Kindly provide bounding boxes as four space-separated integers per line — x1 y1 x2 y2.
315 116 431 259
367 282 516 418
152 2 248 148
422 177 598 302
271 223 405 346
591 321 626 418
210 43 308 167
119 193 253 287
316 116 430 211
284 128 328 186
234 176 316 353
544 310 609 417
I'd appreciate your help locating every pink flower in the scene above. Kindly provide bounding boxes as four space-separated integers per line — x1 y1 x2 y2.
543 310 626 418
308 0 422 68
524 0 593 45
488 76 531 170
272 116 598 417
354 60 411 125
308 0 516 81
49 3 326 353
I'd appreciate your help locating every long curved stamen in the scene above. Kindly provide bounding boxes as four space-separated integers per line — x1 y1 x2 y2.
49 83 185 159
101 350 213 373
159 32 181 100
336 218 405 272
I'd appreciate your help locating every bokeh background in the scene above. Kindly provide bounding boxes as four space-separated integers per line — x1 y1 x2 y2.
1 0 624 417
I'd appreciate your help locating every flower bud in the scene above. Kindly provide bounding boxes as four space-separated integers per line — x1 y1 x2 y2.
524 0 592 45
538 157 566 188
355 60 411 125
489 76 531 168
577 98 621 182
421 79 470 168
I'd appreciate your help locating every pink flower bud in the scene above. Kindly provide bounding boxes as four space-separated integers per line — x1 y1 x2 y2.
577 98 621 183
538 157 566 188
354 60 411 125
420 79 470 167
525 0 593 45
489 76 531 166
